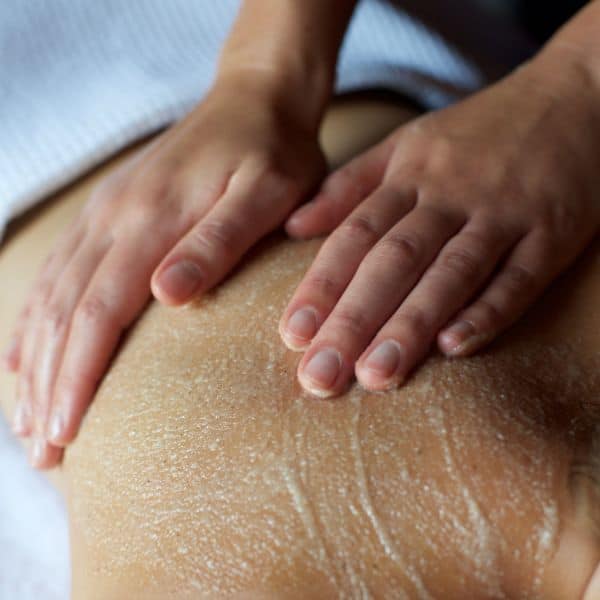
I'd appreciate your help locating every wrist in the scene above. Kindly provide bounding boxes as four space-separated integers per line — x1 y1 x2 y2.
213 0 357 134
515 44 600 128
528 0 600 101
214 60 331 134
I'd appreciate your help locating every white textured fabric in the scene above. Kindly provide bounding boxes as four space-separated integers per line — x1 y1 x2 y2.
0 2 532 598
0 0 494 243
0 417 70 599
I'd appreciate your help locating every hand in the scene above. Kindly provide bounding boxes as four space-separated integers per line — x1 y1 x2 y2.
3 74 326 467
279 58 600 397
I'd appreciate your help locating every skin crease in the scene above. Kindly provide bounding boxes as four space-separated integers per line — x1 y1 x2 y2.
0 99 599 599
3 1 600 469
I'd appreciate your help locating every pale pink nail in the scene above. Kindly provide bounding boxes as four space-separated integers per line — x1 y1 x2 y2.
300 348 342 397
358 340 405 390
12 402 29 436
47 410 65 445
283 307 319 350
29 438 46 468
157 260 204 303
364 340 403 377
439 321 476 356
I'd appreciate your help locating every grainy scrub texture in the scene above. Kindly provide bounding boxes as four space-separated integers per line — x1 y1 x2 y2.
0 99 598 599
64 235 600 599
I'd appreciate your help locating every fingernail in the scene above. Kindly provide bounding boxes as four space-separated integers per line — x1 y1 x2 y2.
300 348 342 397
287 202 314 227
362 340 404 385
12 403 29 436
283 307 319 350
29 438 45 468
439 321 476 355
157 260 204 302
47 411 65 444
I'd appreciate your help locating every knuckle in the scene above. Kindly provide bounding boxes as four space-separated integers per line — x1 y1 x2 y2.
260 167 295 195
19 373 34 398
43 303 68 335
126 196 160 225
339 214 381 247
126 184 179 224
502 263 536 293
377 231 423 267
395 305 431 339
303 271 341 299
325 167 357 196
193 218 243 257
537 200 583 238
332 308 370 338
88 179 118 210
36 279 54 305
247 156 295 194
474 299 505 328
76 295 113 327
438 247 482 282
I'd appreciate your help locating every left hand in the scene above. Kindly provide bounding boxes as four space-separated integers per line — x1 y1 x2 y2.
280 56 600 397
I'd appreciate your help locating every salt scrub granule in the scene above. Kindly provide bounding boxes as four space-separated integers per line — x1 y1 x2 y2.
66 238 593 598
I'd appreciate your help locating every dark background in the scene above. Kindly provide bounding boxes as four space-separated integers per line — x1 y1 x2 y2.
484 0 589 41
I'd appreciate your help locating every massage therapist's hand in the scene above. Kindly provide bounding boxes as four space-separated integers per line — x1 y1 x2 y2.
3 72 326 468
280 50 600 397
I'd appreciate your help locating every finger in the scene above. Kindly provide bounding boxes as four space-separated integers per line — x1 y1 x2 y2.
355 215 519 390
47 231 175 446
12 249 74 436
3 224 83 372
285 135 396 239
2 303 31 372
437 229 557 357
13 300 45 437
30 235 113 444
28 437 63 470
280 185 416 351
4 209 85 372
297 205 465 397
152 170 298 305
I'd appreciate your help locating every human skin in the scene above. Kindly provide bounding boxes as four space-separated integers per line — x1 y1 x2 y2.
2 0 356 467
282 20 600 399
0 99 599 599
5 1 600 470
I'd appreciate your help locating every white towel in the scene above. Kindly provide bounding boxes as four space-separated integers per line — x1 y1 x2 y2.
0 417 70 599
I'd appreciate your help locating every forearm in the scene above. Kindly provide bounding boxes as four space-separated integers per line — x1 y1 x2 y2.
532 0 600 89
215 0 357 130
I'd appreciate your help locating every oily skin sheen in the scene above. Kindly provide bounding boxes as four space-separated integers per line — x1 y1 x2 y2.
3 1 600 468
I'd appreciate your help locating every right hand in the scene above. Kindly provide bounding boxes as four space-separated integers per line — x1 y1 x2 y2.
4 72 326 468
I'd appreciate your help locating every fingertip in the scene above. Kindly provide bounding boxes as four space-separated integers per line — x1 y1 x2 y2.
12 402 32 437
284 206 317 239
280 305 320 350
438 322 492 357
29 438 63 470
285 197 335 239
151 259 205 306
46 410 70 447
356 340 406 392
